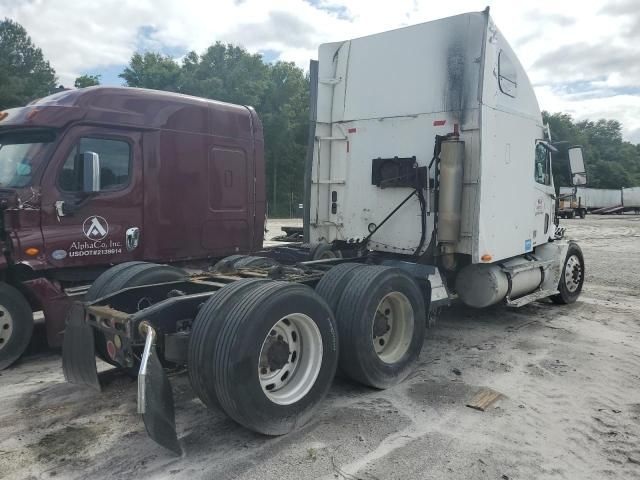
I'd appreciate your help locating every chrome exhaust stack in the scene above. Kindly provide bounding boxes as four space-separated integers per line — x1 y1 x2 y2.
437 132 465 271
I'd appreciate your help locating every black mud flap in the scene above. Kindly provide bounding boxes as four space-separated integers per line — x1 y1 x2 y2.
62 303 100 391
138 323 181 455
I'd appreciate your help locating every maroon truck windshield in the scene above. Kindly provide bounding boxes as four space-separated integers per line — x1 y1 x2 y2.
0 129 56 188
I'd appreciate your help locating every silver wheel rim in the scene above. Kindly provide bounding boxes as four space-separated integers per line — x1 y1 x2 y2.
258 313 323 405
564 254 582 293
372 292 414 364
0 306 14 351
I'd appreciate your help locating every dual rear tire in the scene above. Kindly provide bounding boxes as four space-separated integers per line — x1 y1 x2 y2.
86 261 188 366
86 261 188 302
316 265 426 389
211 255 278 273
189 280 338 435
188 264 425 435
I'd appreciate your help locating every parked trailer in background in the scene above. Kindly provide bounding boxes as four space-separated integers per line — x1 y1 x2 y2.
622 187 640 212
560 186 640 214
559 187 622 211
585 188 623 211
557 187 586 219
63 8 587 454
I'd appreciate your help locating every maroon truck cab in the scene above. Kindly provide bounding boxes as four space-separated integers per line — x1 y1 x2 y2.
0 87 265 369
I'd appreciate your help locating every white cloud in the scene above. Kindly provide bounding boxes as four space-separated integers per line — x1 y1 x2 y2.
1 0 638 142
536 86 640 143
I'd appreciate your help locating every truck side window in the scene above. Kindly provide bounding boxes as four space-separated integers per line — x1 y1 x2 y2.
534 143 550 185
498 50 517 97
59 137 131 192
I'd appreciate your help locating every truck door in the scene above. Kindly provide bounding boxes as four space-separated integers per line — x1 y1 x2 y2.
39 126 144 269
533 142 555 246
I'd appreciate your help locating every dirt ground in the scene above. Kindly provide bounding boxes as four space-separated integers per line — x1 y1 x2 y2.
264 218 302 247
1 216 639 480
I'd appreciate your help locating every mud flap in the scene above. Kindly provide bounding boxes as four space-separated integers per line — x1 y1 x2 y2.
138 322 181 455
62 303 100 391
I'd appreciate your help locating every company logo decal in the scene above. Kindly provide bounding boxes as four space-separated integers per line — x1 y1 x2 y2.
83 216 109 240
67 215 122 257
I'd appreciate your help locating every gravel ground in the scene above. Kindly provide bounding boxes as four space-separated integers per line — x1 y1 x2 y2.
0 216 639 480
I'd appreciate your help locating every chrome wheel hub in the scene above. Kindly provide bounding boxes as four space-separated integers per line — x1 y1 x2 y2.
258 313 323 405
372 292 414 364
0 306 13 351
565 254 583 293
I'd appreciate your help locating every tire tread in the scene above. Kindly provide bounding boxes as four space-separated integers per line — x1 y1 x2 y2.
335 265 425 388
315 263 367 311
188 279 269 408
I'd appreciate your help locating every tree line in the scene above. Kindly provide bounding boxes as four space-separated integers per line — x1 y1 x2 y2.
1 18 639 214
544 112 640 190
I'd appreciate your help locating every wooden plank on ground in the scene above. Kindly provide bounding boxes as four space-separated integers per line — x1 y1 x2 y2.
466 387 503 411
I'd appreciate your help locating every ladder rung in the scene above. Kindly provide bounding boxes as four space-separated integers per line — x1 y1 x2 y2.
319 77 342 85
311 179 346 184
315 136 347 141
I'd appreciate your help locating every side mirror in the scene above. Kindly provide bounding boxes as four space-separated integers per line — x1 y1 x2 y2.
82 151 101 192
568 146 587 186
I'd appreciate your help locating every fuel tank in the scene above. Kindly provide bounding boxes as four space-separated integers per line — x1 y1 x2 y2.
456 257 543 308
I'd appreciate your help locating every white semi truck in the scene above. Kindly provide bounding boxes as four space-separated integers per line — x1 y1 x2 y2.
63 8 587 454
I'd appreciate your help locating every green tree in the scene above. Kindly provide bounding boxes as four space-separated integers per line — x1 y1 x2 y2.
74 74 101 88
544 111 640 190
119 52 181 91
0 18 57 109
261 62 309 216
180 43 270 107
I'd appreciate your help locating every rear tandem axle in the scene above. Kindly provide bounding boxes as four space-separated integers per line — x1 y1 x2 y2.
63 256 438 454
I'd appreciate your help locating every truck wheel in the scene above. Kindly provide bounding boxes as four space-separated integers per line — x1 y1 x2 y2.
309 243 342 260
87 261 187 301
188 278 270 409
315 262 367 311
335 266 425 389
0 283 34 371
212 282 338 435
211 255 246 273
579 210 586 219
86 261 146 299
233 256 279 269
551 243 584 305
87 262 187 365
211 255 278 273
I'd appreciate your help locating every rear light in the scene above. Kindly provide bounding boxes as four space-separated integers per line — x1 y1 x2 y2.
106 340 117 360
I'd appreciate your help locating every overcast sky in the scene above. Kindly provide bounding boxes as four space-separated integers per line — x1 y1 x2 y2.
2 0 639 142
